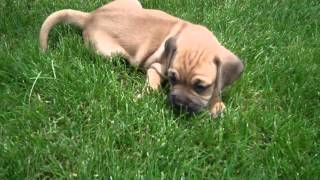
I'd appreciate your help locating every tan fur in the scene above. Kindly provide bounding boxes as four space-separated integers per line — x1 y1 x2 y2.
39 0 244 117
40 9 89 50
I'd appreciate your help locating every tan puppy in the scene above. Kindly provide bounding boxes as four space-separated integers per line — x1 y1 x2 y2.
39 0 244 117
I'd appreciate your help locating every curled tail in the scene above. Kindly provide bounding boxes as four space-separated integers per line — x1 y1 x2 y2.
39 9 90 51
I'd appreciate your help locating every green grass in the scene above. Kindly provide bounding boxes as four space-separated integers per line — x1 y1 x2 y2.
1 0 320 179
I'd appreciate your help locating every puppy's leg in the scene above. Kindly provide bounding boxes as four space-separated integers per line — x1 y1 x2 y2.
87 30 128 57
101 0 142 9
147 63 165 90
209 95 226 118
123 0 143 8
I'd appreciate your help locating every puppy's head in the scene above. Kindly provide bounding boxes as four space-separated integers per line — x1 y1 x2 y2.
164 36 244 114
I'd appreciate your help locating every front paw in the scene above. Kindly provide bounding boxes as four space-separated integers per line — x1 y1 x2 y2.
210 101 226 118
148 79 161 90
147 69 161 90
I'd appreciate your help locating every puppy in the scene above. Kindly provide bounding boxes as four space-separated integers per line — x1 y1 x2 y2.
39 0 244 117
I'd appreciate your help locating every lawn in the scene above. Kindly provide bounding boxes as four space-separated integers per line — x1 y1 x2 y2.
1 0 320 179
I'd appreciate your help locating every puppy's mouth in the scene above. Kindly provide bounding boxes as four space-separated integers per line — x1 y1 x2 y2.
169 93 203 114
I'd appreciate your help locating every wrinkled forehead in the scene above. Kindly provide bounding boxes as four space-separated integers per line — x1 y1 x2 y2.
170 52 218 84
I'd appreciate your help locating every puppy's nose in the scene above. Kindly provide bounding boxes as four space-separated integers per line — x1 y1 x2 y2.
170 95 180 107
185 104 200 113
170 94 177 101
170 93 185 106
170 93 200 113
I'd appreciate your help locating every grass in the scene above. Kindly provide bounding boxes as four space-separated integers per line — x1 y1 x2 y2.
1 0 320 179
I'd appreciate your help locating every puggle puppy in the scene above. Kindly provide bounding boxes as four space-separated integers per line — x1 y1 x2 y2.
39 0 244 117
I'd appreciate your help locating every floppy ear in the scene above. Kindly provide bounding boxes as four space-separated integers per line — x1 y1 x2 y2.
215 46 244 91
163 37 177 70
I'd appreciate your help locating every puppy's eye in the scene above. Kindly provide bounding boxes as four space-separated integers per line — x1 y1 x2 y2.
194 84 208 94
